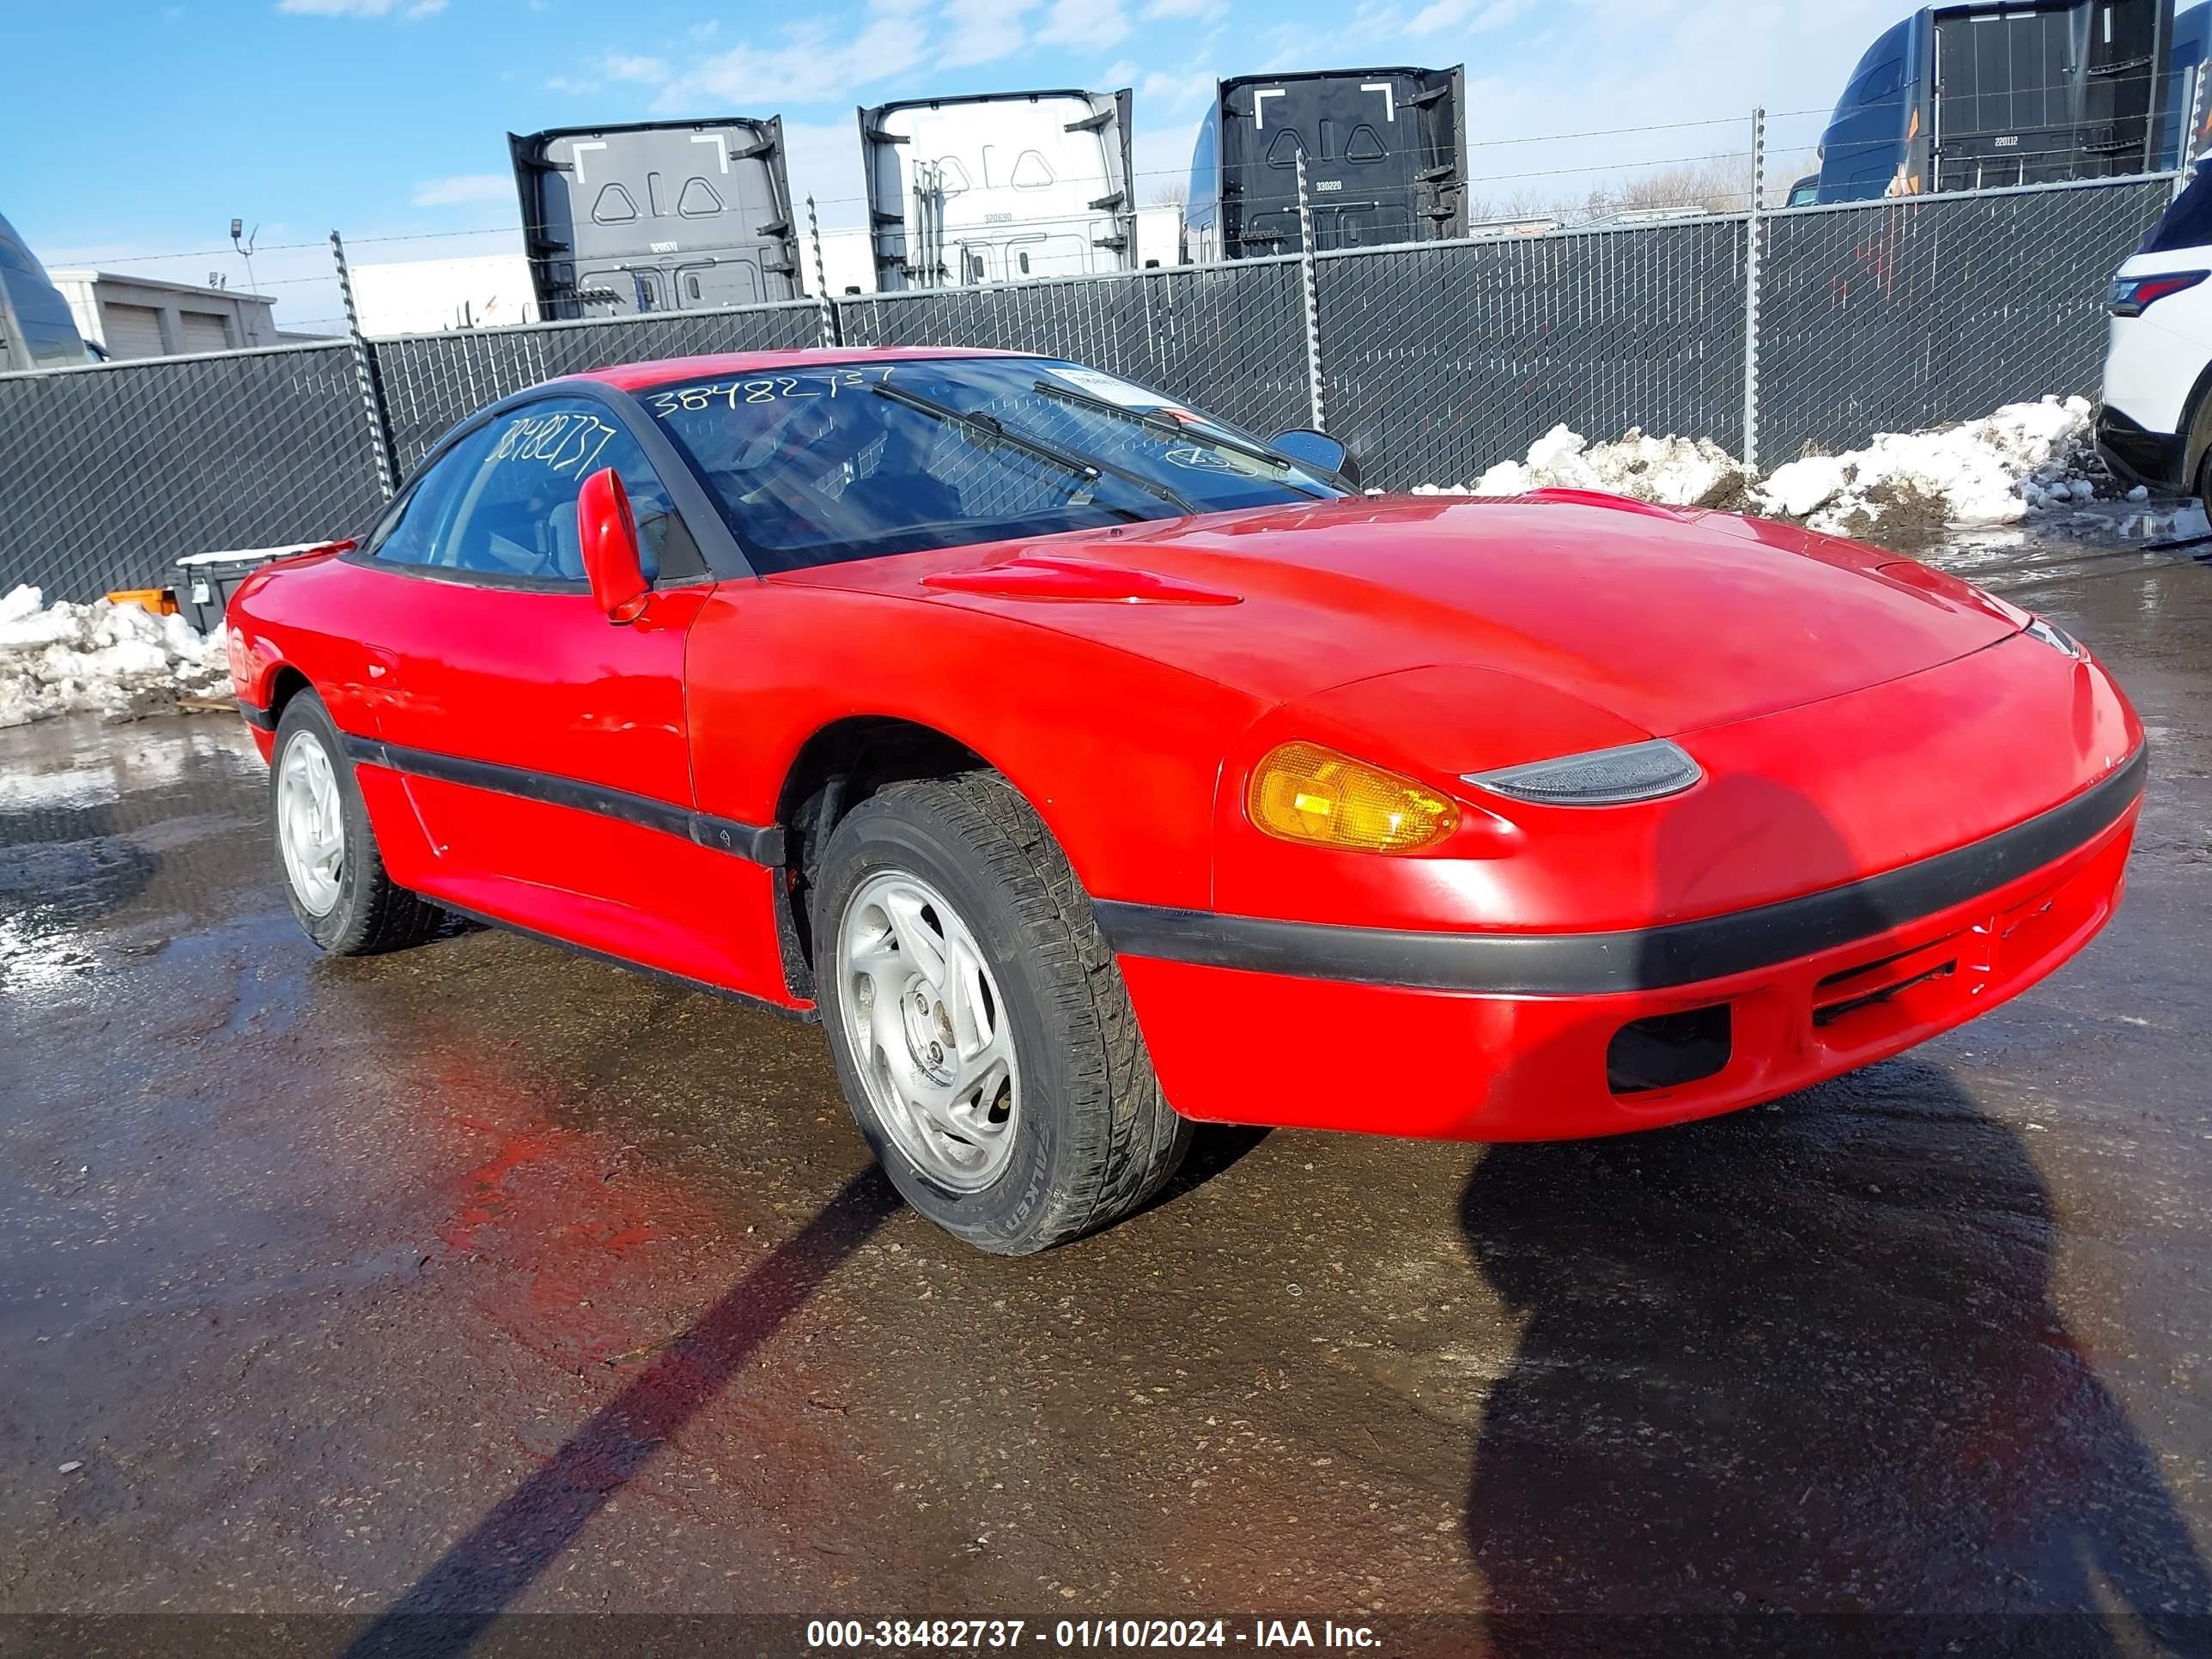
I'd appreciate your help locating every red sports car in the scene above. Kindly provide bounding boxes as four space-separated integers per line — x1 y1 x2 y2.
227 348 2144 1254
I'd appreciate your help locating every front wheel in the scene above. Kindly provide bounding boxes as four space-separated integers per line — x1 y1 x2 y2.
816 771 1189 1255
271 692 442 955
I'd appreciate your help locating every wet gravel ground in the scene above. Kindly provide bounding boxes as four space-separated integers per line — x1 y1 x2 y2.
2 529 2209 1650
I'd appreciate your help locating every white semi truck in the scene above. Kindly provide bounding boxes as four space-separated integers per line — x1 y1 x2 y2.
858 88 1138 291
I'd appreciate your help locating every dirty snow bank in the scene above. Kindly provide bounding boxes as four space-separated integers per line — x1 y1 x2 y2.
1424 426 1758 509
1421 396 2209 540
1754 396 2109 532
0 586 228 730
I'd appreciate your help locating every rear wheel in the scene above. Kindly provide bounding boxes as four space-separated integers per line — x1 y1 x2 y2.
816 770 1189 1255
271 692 441 955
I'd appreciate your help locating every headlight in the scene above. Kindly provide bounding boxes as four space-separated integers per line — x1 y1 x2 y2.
1465 738 1702 806
1248 741 1460 853
2023 616 2087 659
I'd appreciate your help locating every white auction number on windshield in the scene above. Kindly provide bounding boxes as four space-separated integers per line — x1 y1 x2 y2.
648 367 894 417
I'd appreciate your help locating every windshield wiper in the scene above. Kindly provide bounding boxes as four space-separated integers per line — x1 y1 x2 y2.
1028 378 1332 498
873 381 1196 518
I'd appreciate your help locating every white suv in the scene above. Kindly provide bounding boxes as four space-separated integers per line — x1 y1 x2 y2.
2100 167 2212 501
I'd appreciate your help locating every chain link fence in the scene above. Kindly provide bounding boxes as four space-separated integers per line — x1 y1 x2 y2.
0 173 2175 600
1314 217 1751 489
371 299 825 473
0 342 388 601
1756 176 2172 463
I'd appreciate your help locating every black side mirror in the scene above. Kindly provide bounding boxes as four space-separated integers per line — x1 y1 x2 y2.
1270 428 1361 489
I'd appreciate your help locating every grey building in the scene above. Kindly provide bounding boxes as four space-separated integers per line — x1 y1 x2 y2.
48 270 280 360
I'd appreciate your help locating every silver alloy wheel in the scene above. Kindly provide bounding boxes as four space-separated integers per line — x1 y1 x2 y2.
835 867 1020 1192
276 729 346 917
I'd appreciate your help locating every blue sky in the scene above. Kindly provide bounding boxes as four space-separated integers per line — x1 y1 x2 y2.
3 0 1905 329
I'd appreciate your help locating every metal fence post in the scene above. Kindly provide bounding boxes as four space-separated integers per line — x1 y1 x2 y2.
331 230 396 501
1294 154 1327 432
2179 66 2209 199
1742 107 1765 471
805 196 839 348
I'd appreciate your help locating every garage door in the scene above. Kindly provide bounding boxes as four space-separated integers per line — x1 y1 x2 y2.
101 302 166 359
177 310 232 355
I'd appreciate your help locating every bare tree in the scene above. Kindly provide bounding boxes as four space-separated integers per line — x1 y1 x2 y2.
1146 179 1188 209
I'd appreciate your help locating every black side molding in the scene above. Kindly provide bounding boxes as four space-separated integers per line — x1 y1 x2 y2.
434 899 817 1024
236 699 276 732
1094 748 2146 997
342 735 786 867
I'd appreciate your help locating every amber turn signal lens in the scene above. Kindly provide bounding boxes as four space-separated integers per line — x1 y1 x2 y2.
1247 741 1459 854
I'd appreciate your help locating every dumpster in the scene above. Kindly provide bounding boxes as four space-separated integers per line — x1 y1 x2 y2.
173 545 328 635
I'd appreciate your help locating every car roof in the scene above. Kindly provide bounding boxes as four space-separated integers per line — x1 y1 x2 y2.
575 346 1032 392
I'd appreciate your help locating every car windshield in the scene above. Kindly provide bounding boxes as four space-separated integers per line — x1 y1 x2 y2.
636 356 1347 573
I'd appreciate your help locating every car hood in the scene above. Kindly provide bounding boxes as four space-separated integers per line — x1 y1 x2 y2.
787 495 2024 737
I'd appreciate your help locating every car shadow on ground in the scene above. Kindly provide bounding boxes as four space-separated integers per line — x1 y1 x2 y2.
1455 762 2210 1654
336 1168 901 1659
1458 1067 2212 1655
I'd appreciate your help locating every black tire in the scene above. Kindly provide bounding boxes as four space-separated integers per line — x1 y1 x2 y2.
814 769 1190 1255
270 692 442 956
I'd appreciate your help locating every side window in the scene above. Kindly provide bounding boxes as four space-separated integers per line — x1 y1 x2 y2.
369 424 495 566
393 399 687 583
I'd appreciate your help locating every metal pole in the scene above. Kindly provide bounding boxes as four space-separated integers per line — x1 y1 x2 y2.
2179 65 2209 200
805 195 838 348
1742 107 1765 471
1295 153 1326 432
331 230 396 501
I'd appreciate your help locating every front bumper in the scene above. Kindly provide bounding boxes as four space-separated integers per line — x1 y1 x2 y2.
1107 753 2142 1141
2095 403 2185 493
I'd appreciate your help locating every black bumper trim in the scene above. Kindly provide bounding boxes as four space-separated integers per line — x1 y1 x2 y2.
236 698 276 732
341 734 786 866
2094 404 2185 493
1093 747 2146 996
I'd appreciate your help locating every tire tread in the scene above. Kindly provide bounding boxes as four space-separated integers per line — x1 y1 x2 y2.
853 769 1188 1250
275 694 444 957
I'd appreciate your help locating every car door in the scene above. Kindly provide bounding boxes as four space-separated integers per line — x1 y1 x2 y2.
344 392 779 997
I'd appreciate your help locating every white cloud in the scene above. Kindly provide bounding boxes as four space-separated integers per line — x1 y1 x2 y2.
605 53 668 82
1141 0 1224 18
276 0 443 15
1137 67 1216 114
655 0 929 111
939 0 1032 68
1407 0 1527 34
777 119 875 232
1038 0 1127 49
410 173 514 208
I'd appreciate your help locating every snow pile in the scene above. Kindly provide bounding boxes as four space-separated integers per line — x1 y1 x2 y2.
1425 424 1758 509
1417 395 2199 542
0 586 228 730
1753 396 2106 532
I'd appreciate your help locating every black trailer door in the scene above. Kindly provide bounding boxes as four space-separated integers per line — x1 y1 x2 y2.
1933 0 2163 190
510 119 800 320
1218 67 1463 257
